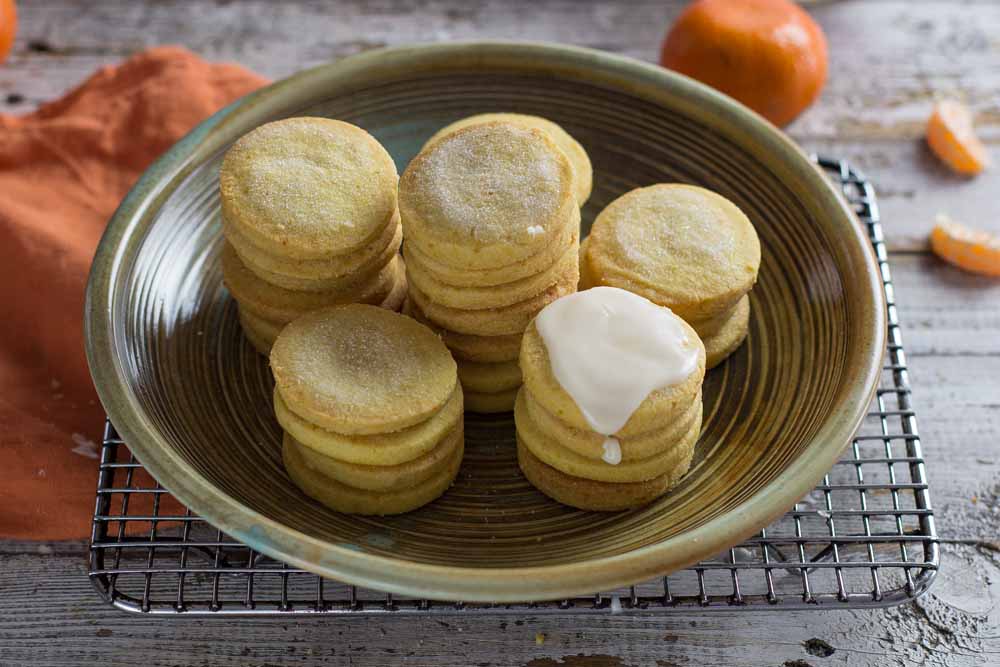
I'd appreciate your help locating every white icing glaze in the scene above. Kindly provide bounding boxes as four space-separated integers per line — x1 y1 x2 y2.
535 286 699 447
601 437 622 465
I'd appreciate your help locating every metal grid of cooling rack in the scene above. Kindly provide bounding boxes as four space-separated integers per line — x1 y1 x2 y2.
88 157 937 616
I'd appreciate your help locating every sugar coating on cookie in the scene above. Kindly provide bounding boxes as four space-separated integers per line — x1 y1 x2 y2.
399 122 576 268
220 117 398 258
425 113 593 205
586 184 760 319
270 304 457 435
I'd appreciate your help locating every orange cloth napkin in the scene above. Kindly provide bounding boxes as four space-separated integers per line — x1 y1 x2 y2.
0 46 268 540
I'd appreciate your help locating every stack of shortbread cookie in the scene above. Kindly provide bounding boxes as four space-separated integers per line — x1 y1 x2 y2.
580 184 760 368
515 287 706 511
220 117 406 354
273 305 463 515
399 120 584 412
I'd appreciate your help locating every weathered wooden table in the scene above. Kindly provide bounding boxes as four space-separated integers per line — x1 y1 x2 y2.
3 2 998 665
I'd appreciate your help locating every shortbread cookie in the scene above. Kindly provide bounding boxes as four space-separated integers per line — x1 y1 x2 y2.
464 387 520 414
222 244 399 324
519 320 704 437
515 390 700 483
522 387 702 462
284 434 462 515
403 299 523 363
273 385 463 466
285 421 462 492
220 117 398 259
270 304 457 435
517 440 694 512
407 262 578 337
404 231 578 310
585 184 760 321
425 113 592 205
228 214 402 290
456 358 523 394
404 212 579 288
702 294 751 369
399 121 576 269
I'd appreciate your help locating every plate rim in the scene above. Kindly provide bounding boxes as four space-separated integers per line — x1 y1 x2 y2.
85 40 887 602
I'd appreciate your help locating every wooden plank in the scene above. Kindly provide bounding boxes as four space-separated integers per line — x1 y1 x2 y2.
2 1 999 251
1 529 997 667
891 253 1000 357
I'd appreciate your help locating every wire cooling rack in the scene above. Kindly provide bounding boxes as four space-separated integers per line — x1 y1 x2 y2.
89 157 937 616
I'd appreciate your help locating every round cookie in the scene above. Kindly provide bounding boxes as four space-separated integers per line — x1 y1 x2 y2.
403 299 523 363
523 387 702 462
239 263 405 345
690 294 748 339
407 260 579 337
285 422 462 492
456 358 523 394
519 320 705 437
228 214 402 289
464 387 519 414
380 268 408 312
515 389 701 483
222 243 399 324
404 211 579 288
586 184 760 321
274 385 463 466
220 117 398 260
424 113 592 205
284 435 462 515
239 311 276 355
703 294 751 369
399 121 576 269
270 304 457 435
238 307 284 354
517 441 695 512
405 232 579 310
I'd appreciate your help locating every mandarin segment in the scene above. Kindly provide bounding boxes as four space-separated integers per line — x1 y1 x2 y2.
930 216 1000 277
926 100 991 176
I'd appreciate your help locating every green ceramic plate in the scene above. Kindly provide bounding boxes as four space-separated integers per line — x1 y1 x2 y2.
85 42 885 602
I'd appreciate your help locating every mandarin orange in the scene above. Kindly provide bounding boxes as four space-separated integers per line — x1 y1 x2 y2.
660 0 828 127
0 0 15 64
